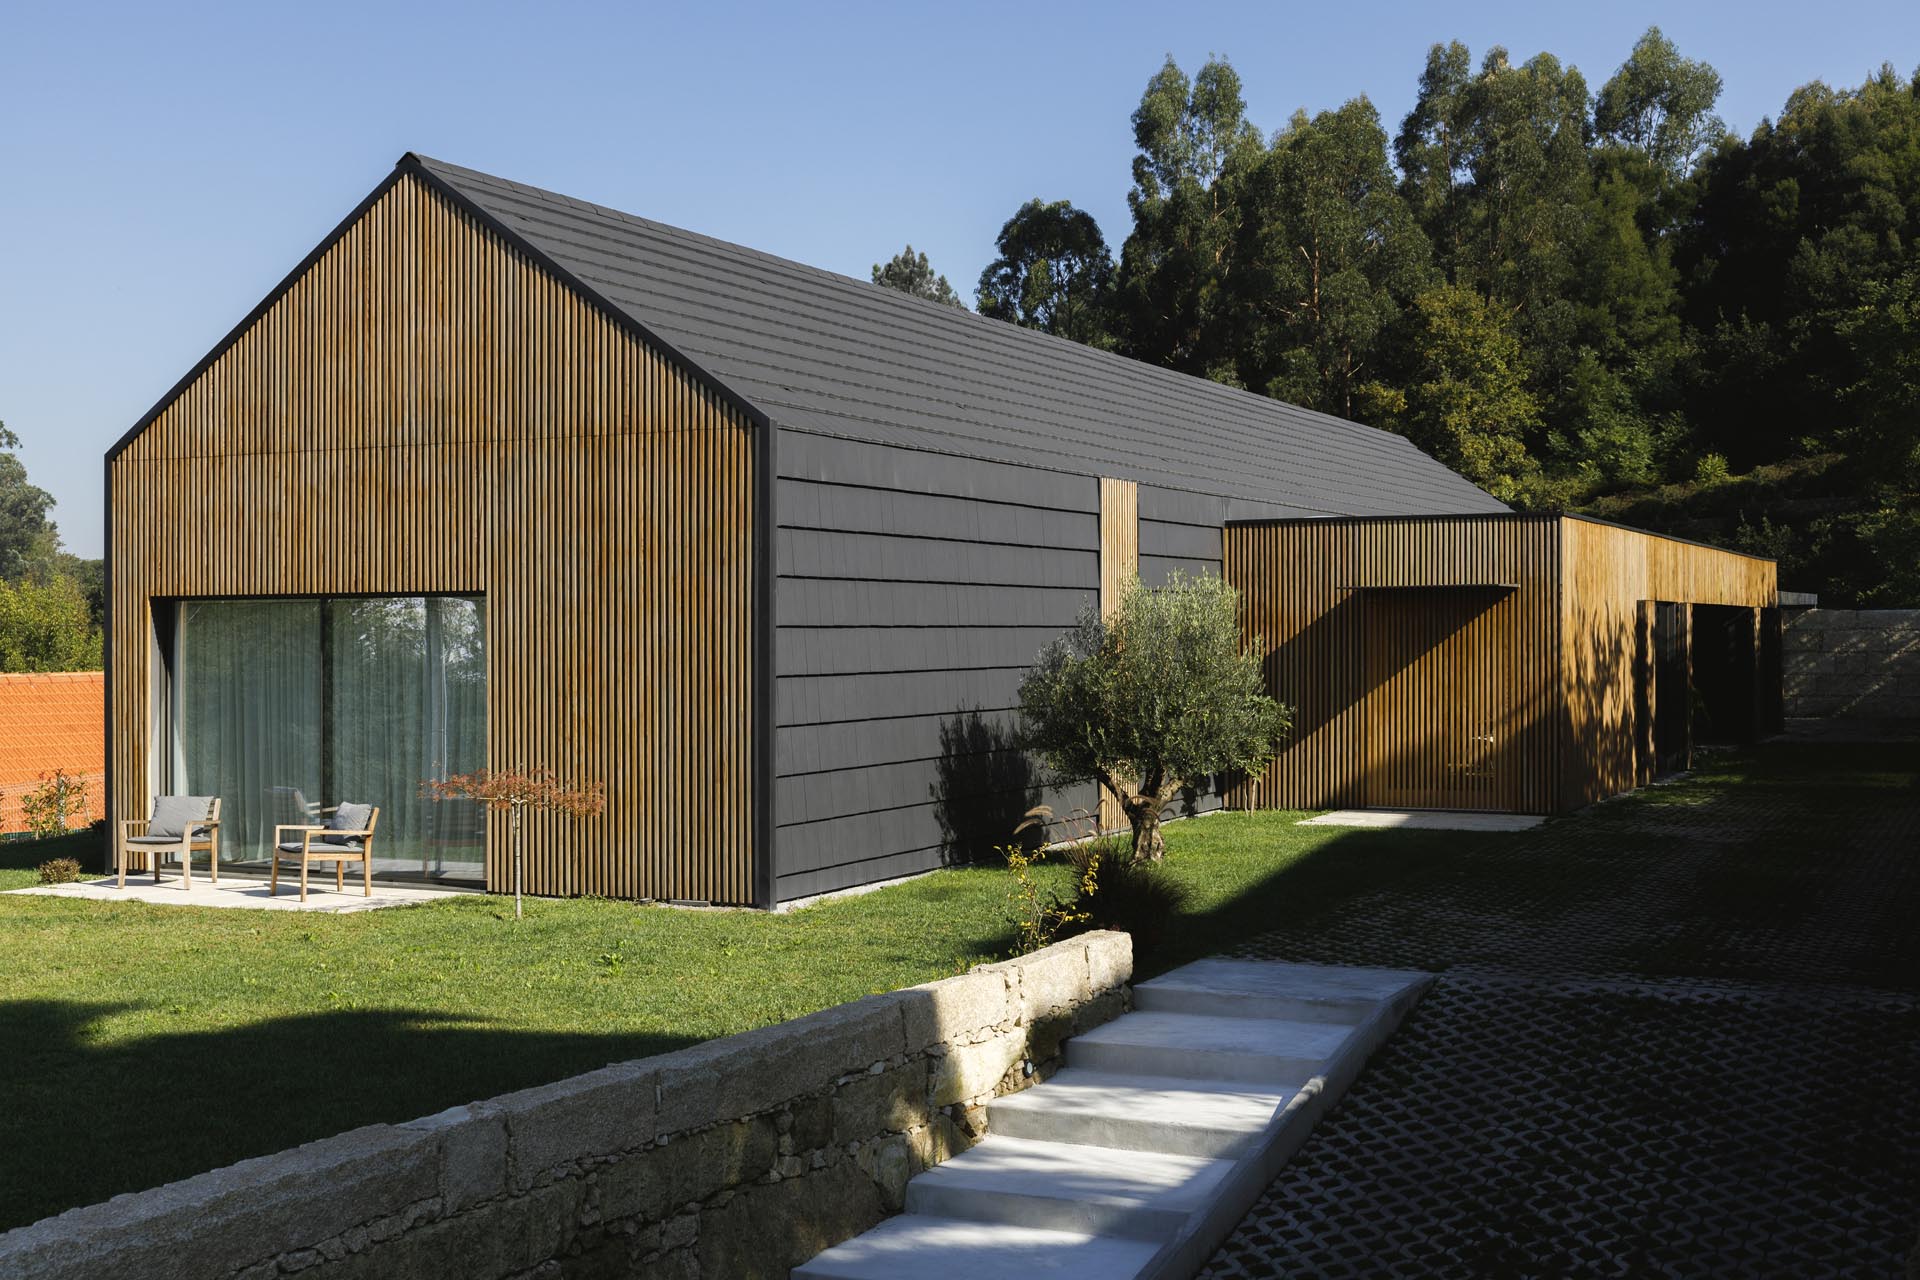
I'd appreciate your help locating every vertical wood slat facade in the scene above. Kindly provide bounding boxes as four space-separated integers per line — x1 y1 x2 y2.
1226 514 1776 815
1227 515 1562 813
1098 478 1140 617
1558 517 1776 808
107 173 760 903
1098 478 1139 832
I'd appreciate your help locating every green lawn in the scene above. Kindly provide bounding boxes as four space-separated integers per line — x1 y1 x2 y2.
0 808 1453 1231
4 741 1911 1233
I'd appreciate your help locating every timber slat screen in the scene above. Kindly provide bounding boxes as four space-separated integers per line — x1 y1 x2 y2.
108 173 759 903
1226 514 1776 817
1557 517 1775 808
1098 478 1139 833
1098 478 1139 615
1227 516 1562 814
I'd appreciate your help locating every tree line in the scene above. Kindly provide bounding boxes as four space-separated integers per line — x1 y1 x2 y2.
0 423 101 671
874 31 1920 605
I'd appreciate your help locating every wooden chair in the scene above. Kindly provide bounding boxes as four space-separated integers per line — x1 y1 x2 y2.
117 796 221 889
271 804 380 902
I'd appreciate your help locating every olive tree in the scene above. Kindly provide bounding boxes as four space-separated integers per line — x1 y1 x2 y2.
1019 572 1290 861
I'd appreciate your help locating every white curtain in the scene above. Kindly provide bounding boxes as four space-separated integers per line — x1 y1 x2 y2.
174 597 486 880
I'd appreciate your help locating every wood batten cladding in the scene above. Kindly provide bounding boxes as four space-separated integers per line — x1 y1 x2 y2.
1225 514 1776 816
1098 478 1138 618
1558 516 1776 808
107 173 759 903
1227 516 1562 814
1096 478 1139 832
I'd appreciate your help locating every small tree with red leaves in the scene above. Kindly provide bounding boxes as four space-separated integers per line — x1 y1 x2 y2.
425 766 606 919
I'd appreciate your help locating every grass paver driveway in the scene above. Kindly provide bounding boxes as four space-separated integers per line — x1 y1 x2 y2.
1202 740 1920 1278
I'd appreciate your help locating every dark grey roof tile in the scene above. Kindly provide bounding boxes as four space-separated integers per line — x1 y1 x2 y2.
414 154 1508 518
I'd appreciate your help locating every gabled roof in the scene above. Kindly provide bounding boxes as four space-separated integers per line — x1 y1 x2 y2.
409 155 1506 519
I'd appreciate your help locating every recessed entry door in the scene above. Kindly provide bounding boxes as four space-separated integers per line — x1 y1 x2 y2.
1362 587 1512 811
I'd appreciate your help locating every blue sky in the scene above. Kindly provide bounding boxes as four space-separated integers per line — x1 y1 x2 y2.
4 1 1916 557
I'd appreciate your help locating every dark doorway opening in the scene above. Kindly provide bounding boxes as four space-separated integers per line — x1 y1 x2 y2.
1693 604 1759 746
1759 607 1784 736
1649 601 1692 775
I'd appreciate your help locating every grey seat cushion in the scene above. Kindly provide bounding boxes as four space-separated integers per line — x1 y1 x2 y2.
148 795 216 838
276 840 356 856
317 802 374 848
125 834 192 846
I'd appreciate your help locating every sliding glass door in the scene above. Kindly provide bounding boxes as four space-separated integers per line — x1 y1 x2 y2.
172 596 487 882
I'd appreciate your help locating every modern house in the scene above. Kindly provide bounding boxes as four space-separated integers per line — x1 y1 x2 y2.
105 154 1776 908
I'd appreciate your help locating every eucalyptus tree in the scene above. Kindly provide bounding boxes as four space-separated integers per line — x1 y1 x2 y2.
976 199 1115 345
0 423 56 582
1231 97 1432 420
1595 27 1727 186
1112 56 1265 379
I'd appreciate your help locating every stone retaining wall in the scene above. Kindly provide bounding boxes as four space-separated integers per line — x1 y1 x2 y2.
1782 608 1920 722
0 932 1133 1279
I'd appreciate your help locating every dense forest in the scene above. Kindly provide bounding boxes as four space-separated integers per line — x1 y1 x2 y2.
885 31 1920 606
5 30 1914 679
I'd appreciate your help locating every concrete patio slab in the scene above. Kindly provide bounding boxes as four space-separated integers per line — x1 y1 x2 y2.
1298 809 1545 831
5 876 462 913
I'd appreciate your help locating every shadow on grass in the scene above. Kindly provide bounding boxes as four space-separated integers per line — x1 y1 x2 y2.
0 825 104 875
0 998 697 1234
1139 823 1483 980
1137 739 1920 986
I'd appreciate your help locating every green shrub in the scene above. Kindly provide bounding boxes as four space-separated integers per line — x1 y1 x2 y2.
1062 841 1191 954
1694 452 1732 486
35 857 82 885
1019 572 1291 862
20 769 90 839
1003 841 1095 954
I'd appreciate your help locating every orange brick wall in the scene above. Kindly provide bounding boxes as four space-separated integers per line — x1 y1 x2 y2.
0 671 105 834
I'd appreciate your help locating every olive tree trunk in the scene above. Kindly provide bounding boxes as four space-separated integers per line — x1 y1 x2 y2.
1124 797 1168 862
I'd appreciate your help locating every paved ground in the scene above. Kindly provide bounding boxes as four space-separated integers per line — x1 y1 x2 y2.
1298 810 1546 832
1200 741 1920 1278
5 874 460 912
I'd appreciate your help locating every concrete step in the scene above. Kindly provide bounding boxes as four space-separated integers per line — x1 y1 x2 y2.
1134 957 1405 1024
791 1214 1162 1280
903 1134 1236 1240
792 958 1436 1280
1133 982 1375 1024
1066 1011 1354 1083
988 1068 1296 1158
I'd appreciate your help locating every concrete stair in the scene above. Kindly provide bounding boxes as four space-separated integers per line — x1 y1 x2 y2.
795 958 1430 1280
905 1135 1237 1239
791 1217 1162 1280
987 1069 1295 1158
1065 1011 1353 1082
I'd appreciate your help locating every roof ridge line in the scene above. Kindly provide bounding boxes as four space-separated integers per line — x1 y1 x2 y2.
406 155 1463 460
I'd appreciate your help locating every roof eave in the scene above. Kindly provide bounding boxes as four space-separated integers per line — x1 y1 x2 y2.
399 154 774 436
105 153 775 469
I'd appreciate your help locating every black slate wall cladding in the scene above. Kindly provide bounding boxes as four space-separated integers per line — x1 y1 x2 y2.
772 432 1103 901
770 445 1322 900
